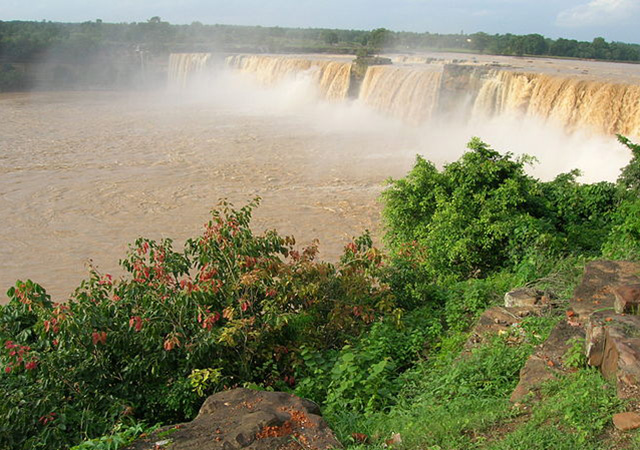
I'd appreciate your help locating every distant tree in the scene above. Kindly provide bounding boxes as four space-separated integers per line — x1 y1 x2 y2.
511 35 526 56
522 34 547 55
550 38 579 57
368 28 391 52
592 37 609 59
469 32 491 53
322 30 339 45
0 20 638 64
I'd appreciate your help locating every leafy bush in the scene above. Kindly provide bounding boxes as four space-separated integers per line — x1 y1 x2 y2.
0 200 398 449
382 138 620 286
70 423 157 450
383 138 553 281
602 197 640 260
616 134 640 197
296 306 442 418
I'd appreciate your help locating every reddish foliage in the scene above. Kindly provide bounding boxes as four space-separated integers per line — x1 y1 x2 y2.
129 316 143 332
352 433 369 443
3 341 37 372
38 412 56 426
255 421 294 439
92 331 107 346
255 407 314 440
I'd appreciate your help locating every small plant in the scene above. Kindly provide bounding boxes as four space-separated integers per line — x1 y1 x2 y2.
563 337 587 369
70 423 158 450
189 368 223 397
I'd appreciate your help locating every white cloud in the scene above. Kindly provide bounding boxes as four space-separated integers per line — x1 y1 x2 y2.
556 0 639 27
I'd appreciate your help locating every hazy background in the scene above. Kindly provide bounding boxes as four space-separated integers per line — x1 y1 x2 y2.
2 0 639 43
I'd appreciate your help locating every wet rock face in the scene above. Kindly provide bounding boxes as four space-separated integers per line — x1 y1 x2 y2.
125 388 342 450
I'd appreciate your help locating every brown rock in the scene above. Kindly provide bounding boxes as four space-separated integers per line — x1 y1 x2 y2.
586 312 640 399
571 261 640 320
613 412 640 431
504 288 544 308
510 321 584 402
464 306 536 350
613 284 640 314
510 355 556 402
125 388 342 450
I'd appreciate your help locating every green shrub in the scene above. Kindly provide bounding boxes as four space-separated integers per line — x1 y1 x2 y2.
0 200 398 449
602 197 640 260
602 136 640 260
296 306 442 418
382 138 620 286
347 323 551 450
616 134 640 197
70 423 157 450
383 138 554 282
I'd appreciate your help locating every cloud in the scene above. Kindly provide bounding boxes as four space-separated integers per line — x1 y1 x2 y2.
556 0 639 27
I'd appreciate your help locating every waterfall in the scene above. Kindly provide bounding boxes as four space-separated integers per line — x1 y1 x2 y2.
358 65 443 124
225 55 352 101
168 53 211 88
169 52 640 138
472 70 640 137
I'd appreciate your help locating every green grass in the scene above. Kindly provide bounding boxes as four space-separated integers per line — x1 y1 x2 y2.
487 369 625 450
324 307 631 450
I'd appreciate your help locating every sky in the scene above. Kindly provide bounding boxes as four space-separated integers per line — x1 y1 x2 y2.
2 0 639 44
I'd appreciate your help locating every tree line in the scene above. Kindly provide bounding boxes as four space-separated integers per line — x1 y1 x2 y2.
1 19 639 63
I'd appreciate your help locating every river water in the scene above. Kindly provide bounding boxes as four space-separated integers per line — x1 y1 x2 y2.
0 58 635 301
0 89 422 301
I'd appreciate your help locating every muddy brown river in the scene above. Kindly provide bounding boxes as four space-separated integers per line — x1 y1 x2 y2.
0 89 423 301
1 60 634 302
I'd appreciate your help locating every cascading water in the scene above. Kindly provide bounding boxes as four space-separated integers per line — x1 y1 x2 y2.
168 53 212 87
169 52 640 138
358 65 443 124
225 55 352 101
471 70 640 137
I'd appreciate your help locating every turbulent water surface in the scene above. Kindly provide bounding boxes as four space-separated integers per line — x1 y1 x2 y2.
0 90 419 301
2 53 639 301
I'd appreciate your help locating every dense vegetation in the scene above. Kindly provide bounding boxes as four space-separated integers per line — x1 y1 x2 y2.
2 136 640 449
2 18 638 91
1 19 639 63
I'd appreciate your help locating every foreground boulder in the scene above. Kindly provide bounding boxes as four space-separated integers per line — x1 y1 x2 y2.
613 412 640 431
125 388 342 450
